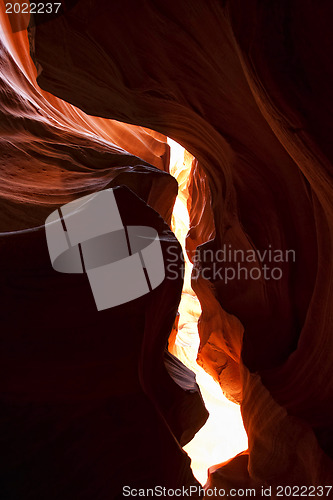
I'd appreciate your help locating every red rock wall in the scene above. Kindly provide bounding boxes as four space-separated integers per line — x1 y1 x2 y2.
1 0 333 494
0 8 208 499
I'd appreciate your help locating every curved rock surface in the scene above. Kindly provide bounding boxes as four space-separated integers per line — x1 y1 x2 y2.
1 0 333 494
0 13 208 499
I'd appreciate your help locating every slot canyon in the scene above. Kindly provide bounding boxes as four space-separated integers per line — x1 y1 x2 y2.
1 1 333 498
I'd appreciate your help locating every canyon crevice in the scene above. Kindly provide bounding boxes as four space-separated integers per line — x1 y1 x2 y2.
1 0 333 497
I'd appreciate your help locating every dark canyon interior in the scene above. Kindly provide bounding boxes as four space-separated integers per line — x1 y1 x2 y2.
1 0 333 498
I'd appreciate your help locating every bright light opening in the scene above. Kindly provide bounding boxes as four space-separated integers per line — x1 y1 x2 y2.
167 138 248 486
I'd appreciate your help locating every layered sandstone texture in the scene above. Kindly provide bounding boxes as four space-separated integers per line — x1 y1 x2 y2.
1 0 333 496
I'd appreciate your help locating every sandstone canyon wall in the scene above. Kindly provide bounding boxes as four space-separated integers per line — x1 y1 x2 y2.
0 6 208 499
1 0 333 497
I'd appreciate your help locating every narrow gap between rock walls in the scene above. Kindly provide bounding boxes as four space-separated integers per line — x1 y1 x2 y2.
167 138 248 486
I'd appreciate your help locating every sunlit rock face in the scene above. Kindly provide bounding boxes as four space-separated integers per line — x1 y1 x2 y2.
28 0 333 489
0 10 172 230
1 0 333 494
0 13 208 500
